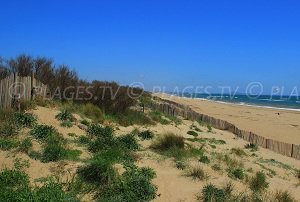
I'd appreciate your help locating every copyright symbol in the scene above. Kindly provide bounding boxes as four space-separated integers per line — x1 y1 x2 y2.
246 82 263 99
9 82 25 98
128 82 144 99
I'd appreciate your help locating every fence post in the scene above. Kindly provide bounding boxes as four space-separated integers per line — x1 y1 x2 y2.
31 71 35 100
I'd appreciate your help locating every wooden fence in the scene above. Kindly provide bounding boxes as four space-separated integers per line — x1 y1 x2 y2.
149 97 300 160
0 73 48 109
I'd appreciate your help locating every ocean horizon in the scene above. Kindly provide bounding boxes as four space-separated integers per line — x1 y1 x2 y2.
170 93 300 111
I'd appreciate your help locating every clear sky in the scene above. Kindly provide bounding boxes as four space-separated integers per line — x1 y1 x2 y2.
1 0 299 94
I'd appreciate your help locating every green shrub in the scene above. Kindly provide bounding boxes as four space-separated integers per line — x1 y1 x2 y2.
231 148 247 157
63 149 82 161
81 103 104 122
30 124 57 140
151 133 185 151
200 184 227 202
186 166 207 180
228 168 245 180
0 138 19 151
199 155 210 164
117 134 139 151
42 140 65 162
138 130 155 140
249 171 269 192
245 143 259 152
14 112 36 128
187 130 198 137
55 109 75 122
18 138 32 153
111 110 154 126
98 166 157 202
207 125 213 132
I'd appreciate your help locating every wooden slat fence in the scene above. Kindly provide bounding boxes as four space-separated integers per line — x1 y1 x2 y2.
0 73 48 109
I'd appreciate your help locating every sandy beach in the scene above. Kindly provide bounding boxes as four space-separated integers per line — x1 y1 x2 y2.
155 93 300 145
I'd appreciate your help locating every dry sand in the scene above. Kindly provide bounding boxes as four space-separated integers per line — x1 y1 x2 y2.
155 93 300 145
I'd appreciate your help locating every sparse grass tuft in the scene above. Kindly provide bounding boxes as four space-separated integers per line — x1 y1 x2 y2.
30 124 57 140
14 112 37 128
60 120 73 128
199 184 227 202
231 148 247 157
80 103 104 123
55 109 75 122
211 164 222 171
273 190 296 202
186 166 207 180
117 134 140 151
0 138 19 151
175 161 187 170
18 138 32 154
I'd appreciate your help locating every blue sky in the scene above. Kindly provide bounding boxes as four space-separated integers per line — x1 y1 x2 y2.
1 0 299 93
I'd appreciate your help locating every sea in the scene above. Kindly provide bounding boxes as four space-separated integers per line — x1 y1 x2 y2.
171 93 300 111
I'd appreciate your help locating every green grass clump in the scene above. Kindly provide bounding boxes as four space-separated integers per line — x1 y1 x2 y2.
42 136 66 162
199 184 227 202
228 168 245 180
55 109 75 122
245 143 259 152
187 130 198 137
30 124 57 140
207 125 213 132
98 166 157 202
0 138 19 151
186 166 207 181
231 147 247 157
138 130 155 140
77 135 91 145
187 137 226 145
0 123 19 137
199 155 210 164
14 112 37 128
80 119 90 126
151 133 185 151
107 110 154 126
249 171 269 192
18 138 33 154
87 124 113 137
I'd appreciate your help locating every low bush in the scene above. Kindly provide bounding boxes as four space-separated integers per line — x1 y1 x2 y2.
138 130 155 140
228 168 245 180
78 150 120 185
0 138 19 151
151 133 185 151
77 135 91 145
186 166 207 181
42 138 65 162
14 112 36 128
30 124 57 140
249 171 269 192
245 143 259 152
0 123 19 137
98 166 157 202
117 134 139 151
80 119 90 126
199 155 210 164
87 124 113 137
187 130 198 137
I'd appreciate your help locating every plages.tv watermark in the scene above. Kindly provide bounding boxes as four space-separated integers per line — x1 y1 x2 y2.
8 81 300 101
